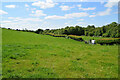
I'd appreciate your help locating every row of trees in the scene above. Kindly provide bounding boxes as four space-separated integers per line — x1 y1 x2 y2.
35 22 120 38
85 22 120 38
2 22 120 38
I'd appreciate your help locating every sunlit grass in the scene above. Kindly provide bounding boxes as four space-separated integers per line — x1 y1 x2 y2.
2 29 118 78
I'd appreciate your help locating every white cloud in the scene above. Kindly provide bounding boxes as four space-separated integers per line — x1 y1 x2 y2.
1 21 12 23
45 15 65 19
1 17 43 30
32 0 57 9
25 4 29 7
23 18 42 22
64 23 68 25
89 8 112 17
32 11 34 13
8 17 20 19
65 12 89 18
0 10 8 15
31 8 36 13
5 5 16 8
45 12 89 19
79 7 96 11
97 8 112 16
89 15 96 17
1 22 41 30
31 8 36 10
77 4 82 7
89 0 119 18
77 4 96 11
25 4 30 11
104 0 118 8
8 17 42 22
30 10 46 17
8 17 22 21
60 5 74 11
96 0 118 16
75 22 87 27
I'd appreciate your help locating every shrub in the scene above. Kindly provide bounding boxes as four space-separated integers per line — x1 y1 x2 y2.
68 35 84 41
95 38 120 45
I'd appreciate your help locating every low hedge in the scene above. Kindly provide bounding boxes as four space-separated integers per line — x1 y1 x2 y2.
53 34 67 37
95 38 120 45
45 34 84 41
45 33 54 36
68 35 84 41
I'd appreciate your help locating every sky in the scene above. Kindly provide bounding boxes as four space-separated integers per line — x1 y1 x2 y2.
0 0 119 30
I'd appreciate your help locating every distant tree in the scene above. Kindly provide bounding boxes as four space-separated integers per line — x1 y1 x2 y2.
87 25 95 29
35 29 43 34
74 26 84 35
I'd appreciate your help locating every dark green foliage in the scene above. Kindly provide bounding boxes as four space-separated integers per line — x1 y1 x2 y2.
42 26 85 36
35 29 43 34
88 32 94 36
40 22 119 38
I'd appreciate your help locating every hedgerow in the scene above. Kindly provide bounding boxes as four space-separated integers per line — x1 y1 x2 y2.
95 38 120 45
68 35 84 41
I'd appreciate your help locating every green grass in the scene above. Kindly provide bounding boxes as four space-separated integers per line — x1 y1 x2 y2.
2 29 118 78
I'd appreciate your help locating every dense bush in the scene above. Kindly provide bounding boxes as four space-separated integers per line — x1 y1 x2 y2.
35 29 43 34
95 38 120 45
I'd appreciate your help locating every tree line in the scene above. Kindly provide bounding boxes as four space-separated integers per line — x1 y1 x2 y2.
1 22 120 38
35 22 120 38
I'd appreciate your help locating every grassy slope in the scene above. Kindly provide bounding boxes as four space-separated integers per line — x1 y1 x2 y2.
2 29 118 78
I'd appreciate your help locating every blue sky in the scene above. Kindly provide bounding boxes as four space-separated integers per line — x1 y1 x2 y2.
0 0 118 30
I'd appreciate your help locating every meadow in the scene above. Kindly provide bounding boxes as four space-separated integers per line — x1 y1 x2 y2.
2 29 118 78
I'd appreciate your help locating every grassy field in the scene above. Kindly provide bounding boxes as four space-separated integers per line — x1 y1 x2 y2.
2 29 118 78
